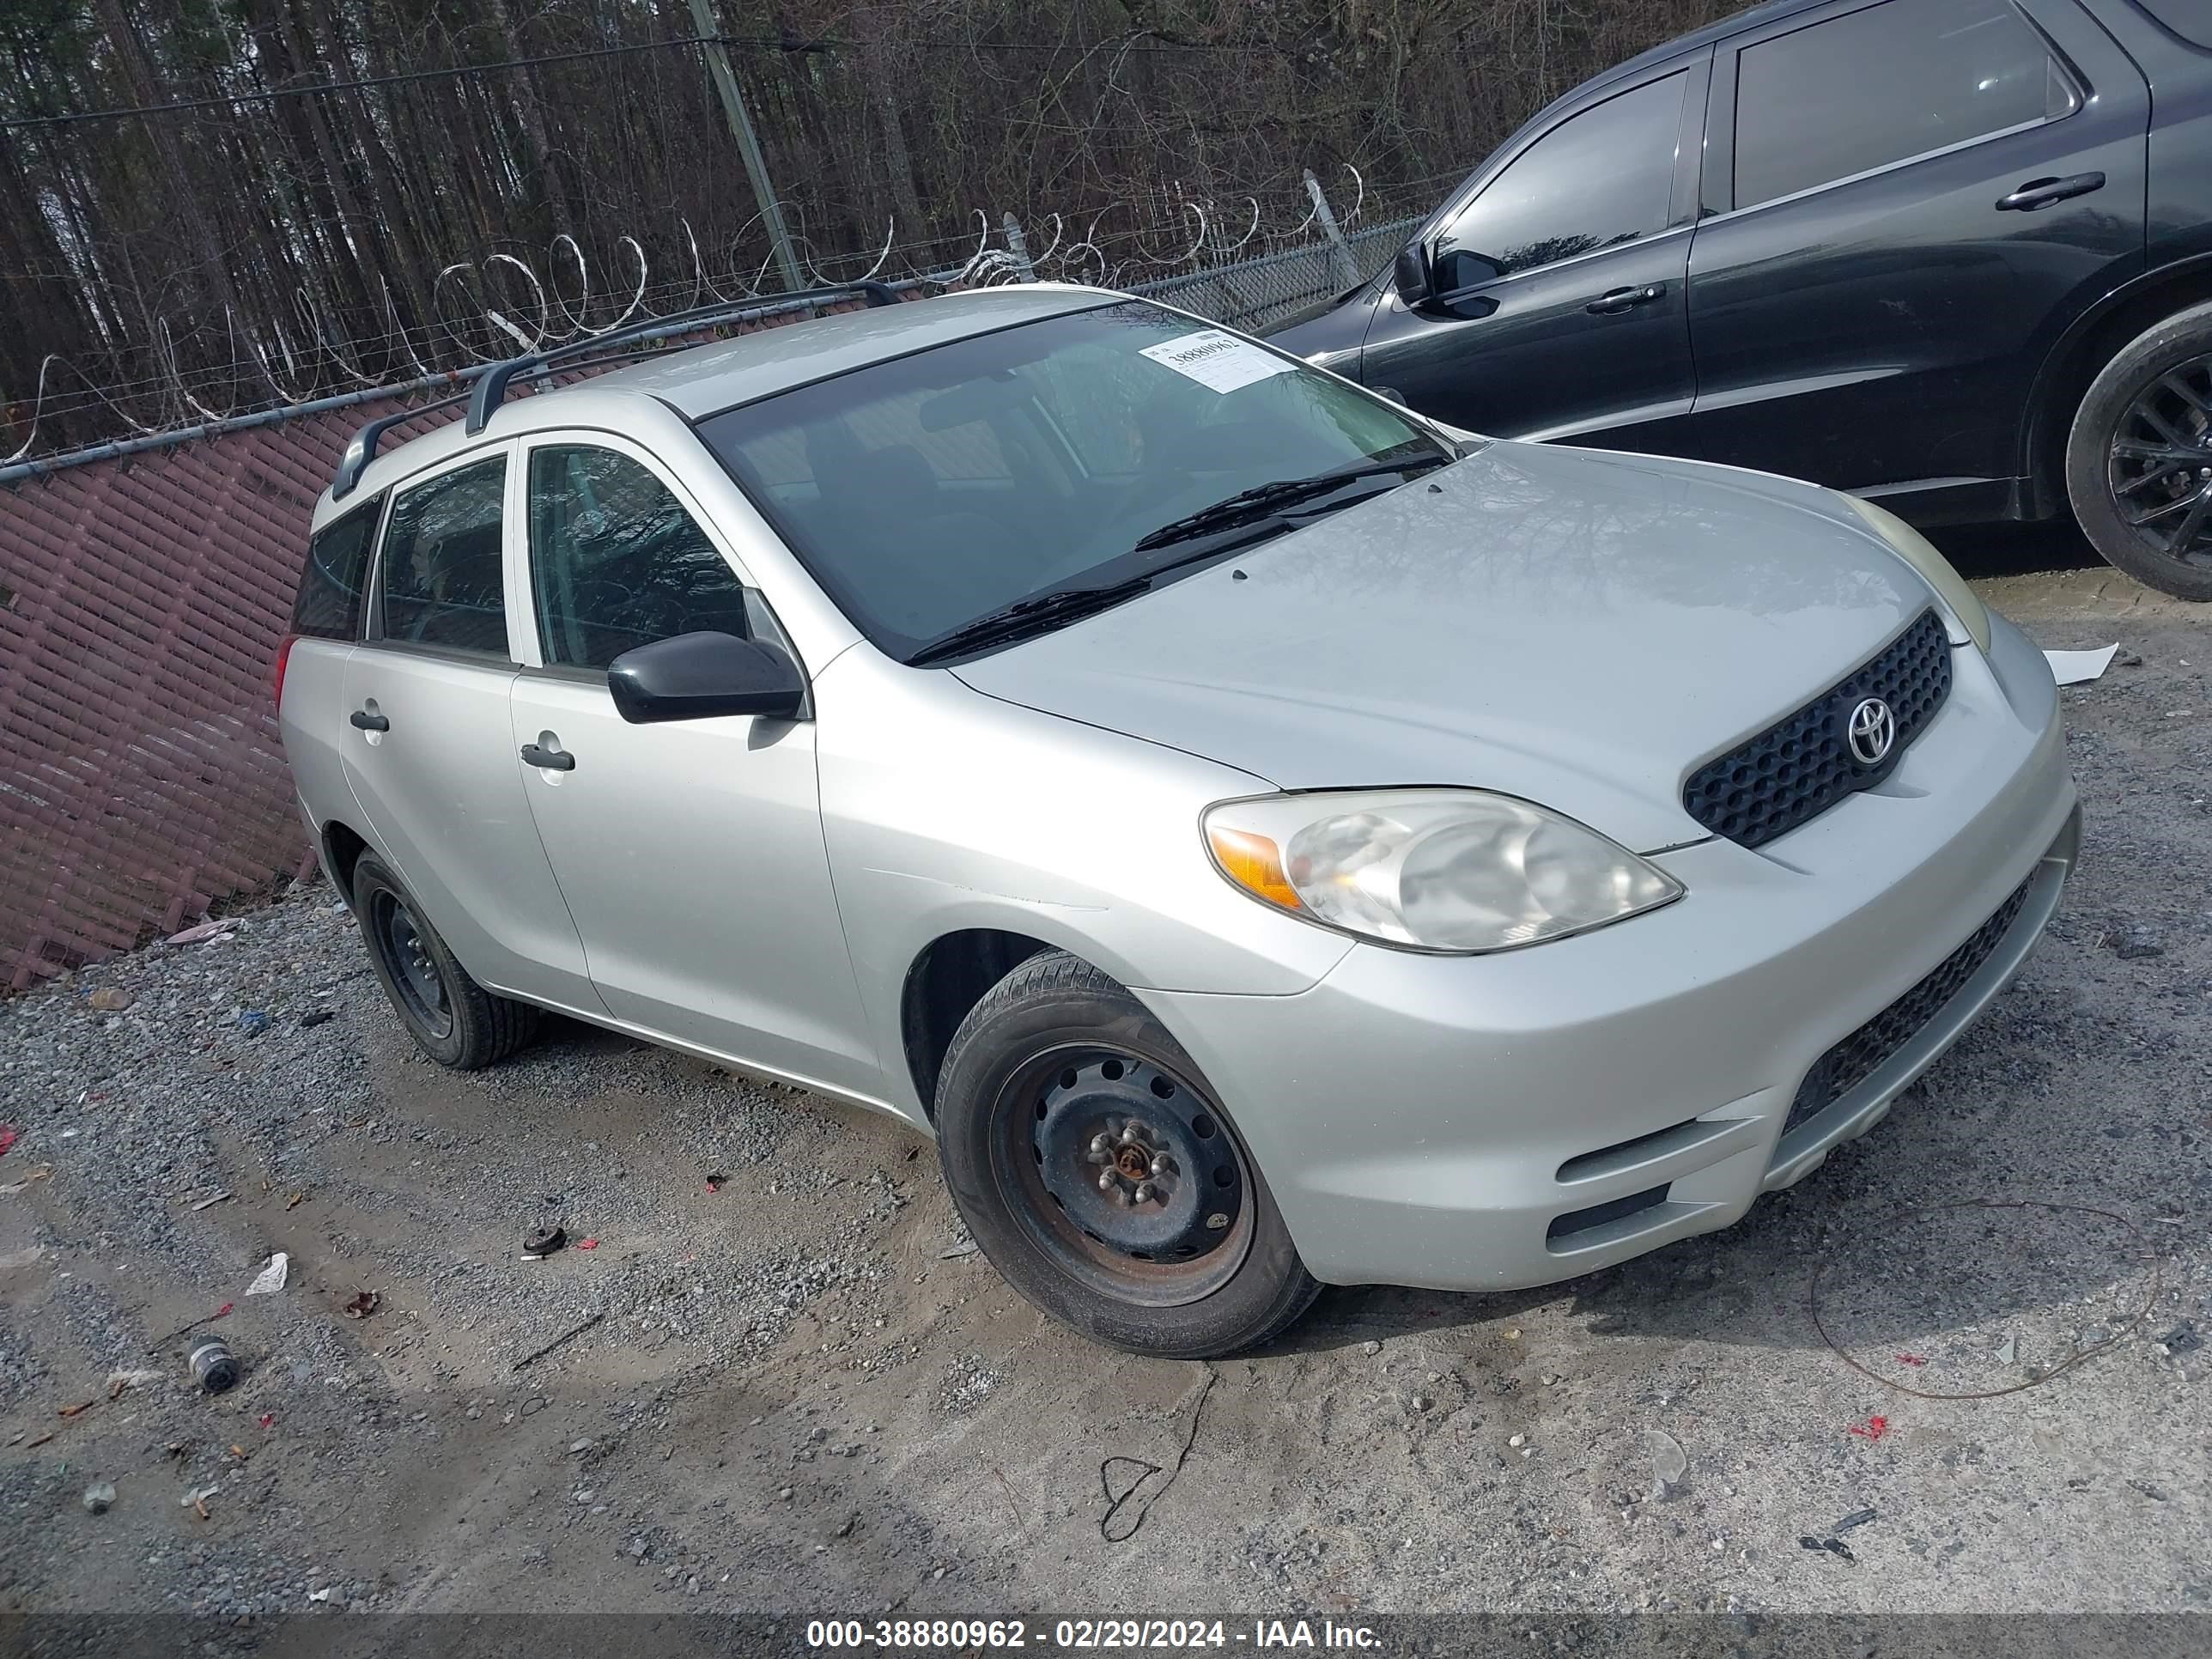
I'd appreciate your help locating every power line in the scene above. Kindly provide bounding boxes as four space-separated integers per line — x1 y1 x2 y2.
1 31 1294 132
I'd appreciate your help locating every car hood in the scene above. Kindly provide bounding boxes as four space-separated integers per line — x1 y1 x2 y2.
953 441 1941 852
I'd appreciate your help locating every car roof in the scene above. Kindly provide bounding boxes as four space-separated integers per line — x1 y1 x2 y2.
589 283 1114 418
321 283 1121 520
1580 0 1820 94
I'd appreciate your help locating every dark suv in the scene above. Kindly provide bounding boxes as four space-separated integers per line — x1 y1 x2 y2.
1268 0 2212 599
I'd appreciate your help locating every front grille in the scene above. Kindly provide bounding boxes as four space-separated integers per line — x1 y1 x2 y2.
1781 874 2033 1137
1684 611 1953 848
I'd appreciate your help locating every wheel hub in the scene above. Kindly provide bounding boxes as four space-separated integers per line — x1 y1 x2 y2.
376 895 449 1033
2110 354 2212 566
1032 1058 1241 1262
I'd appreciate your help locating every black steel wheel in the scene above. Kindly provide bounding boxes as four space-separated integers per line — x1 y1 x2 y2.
934 950 1320 1357
1001 1047 1255 1307
371 888 452 1041
2067 303 2212 601
350 853 540 1070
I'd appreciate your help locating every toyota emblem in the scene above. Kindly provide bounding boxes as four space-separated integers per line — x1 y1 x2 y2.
1845 696 1895 767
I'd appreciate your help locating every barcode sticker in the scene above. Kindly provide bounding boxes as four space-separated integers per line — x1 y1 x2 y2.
1138 330 1297 394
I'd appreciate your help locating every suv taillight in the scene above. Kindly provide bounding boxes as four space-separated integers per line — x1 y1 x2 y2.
273 633 299 714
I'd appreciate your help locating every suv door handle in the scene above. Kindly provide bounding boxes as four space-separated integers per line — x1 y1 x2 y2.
520 743 575 772
1996 171 2104 212
349 709 389 732
1585 283 1666 315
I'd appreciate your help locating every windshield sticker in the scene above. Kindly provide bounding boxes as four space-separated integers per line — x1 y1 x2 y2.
1138 330 1297 394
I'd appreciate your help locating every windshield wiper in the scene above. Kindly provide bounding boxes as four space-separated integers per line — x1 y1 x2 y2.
1131 451 1449 553
906 576 1153 665
904 451 1452 666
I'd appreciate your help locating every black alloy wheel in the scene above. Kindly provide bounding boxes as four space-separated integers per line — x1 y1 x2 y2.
2067 302 2212 602
2106 353 2212 573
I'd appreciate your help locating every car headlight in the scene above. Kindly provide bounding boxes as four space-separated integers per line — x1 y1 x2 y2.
1203 789 1683 954
1842 494 1990 654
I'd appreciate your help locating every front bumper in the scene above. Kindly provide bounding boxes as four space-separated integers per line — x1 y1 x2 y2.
1142 611 2077 1291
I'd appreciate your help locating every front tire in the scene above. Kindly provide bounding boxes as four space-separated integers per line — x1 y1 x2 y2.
352 854 539 1070
933 951 1320 1357
2065 301 2212 601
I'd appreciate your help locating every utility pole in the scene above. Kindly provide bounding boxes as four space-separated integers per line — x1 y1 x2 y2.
1304 170 1358 291
686 0 804 293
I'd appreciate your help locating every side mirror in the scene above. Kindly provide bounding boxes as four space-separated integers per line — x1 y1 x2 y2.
1438 250 1503 293
606 630 805 725
1391 243 1433 309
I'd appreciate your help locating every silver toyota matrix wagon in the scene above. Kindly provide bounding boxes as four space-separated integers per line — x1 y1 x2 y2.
277 283 2078 1356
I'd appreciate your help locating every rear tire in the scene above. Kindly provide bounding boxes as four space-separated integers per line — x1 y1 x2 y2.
352 854 539 1070
933 950 1320 1358
2064 301 2212 601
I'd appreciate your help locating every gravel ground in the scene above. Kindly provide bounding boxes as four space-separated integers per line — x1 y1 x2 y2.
1 564 2208 1629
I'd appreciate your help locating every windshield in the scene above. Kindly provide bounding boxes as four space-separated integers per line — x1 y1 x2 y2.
696 300 1446 662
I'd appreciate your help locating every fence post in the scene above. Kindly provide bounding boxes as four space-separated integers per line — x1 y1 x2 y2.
1001 213 1038 283
1303 169 1358 290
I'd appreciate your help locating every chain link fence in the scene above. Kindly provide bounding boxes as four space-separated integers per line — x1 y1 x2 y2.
1130 216 1421 333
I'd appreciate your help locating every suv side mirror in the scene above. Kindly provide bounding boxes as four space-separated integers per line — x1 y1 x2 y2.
1438 250 1503 292
1391 244 1433 309
607 630 805 725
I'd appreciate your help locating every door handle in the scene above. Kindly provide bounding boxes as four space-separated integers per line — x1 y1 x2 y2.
1585 283 1666 315
349 708 389 732
520 742 575 772
1996 171 2104 212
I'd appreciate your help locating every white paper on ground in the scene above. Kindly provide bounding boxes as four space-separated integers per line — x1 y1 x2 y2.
1139 329 1296 394
245 1251 289 1295
2044 644 2119 685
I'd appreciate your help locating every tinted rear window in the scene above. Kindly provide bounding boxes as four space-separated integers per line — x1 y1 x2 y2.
293 494 384 641
1735 0 2062 210
377 456 511 655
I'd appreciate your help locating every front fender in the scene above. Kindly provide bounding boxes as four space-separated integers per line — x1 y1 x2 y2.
813 649 1352 1118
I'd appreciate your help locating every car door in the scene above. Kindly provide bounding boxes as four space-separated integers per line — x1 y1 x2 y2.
339 445 602 1012
1358 56 1707 447
280 490 382 860
506 432 879 1097
1675 0 2148 506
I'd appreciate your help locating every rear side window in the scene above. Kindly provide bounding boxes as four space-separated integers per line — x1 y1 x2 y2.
293 494 383 640
377 456 510 656
1734 0 2068 210
1434 71 1687 288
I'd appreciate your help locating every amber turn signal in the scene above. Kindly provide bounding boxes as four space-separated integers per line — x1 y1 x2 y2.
1206 825 1304 913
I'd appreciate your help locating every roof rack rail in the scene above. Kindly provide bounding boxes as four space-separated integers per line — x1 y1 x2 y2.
331 388 471 501
465 280 899 438
329 279 902 501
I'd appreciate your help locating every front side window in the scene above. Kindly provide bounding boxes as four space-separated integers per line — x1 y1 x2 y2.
1734 0 2066 210
378 455 510 654
1432 71 1687 289
294 492 383 640
697 301 1443 661
527 447 752 669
